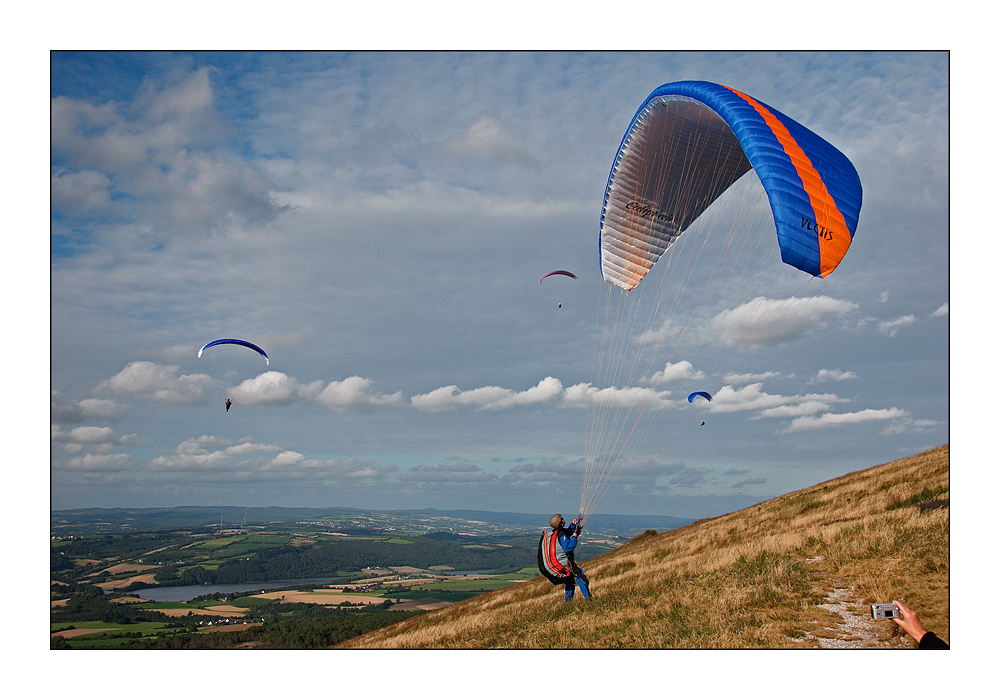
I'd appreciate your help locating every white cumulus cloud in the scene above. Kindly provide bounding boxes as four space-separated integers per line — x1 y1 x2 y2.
878 315 917 336
225 441 284 457
411 377 563 412
711 383 845 417
271 451 306 466
231 371 324 405
97 361 212 403
315 376 403 412
811 369 858 383
176 435 228 455
60 426 115 444
649 360 705 384
559 382 673 411
711 296 857 346
757 400 840 419
723 371 782 385
783 407 910 432
61 452 138 472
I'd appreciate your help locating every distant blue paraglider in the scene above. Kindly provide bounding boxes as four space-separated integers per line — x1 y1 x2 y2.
198 338 270 411
688 391 712 426
198 338 269 364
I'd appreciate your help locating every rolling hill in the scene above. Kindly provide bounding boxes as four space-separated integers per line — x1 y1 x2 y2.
338 445 948 649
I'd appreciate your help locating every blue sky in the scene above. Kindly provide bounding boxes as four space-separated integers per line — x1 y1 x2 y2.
46 51 951 519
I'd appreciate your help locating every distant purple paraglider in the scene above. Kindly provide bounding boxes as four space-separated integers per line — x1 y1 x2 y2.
540 270 580 283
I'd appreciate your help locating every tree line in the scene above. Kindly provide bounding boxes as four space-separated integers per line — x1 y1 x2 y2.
78 610 424 649
151 535 536 588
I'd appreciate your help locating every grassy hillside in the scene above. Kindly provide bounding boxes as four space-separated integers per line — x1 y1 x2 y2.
338 446 948 649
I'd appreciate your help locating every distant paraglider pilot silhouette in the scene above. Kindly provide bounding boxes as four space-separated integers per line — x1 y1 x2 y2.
225 398 232 412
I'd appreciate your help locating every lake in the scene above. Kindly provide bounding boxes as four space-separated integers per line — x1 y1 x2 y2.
131 577 336 602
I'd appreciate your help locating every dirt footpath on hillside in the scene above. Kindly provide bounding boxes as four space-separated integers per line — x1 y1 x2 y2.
800 557 910 649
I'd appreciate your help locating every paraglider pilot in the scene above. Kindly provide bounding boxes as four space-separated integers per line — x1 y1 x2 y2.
225 398 232 412
550 513 591 602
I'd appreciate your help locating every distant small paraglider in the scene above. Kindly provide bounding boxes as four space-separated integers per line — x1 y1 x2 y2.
198 338 269 410
540 270 580 283
688 392 711 427
541 270 579 308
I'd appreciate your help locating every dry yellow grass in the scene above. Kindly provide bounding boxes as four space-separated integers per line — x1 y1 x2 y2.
96 573 159 590
52 628 117 639
254 589 385 606
339 445 948 649
204 605 248 614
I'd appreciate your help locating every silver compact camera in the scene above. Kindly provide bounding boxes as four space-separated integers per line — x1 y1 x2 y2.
871 603 900 620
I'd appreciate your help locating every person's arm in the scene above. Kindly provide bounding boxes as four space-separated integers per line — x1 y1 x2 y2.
893 600 948 648
559 531 577 553
917 632 949 649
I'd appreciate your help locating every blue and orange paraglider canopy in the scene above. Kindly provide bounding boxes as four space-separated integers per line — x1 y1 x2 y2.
599 81 862 291
579 80 862 522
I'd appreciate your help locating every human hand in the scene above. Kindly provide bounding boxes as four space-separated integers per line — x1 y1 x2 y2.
892 599 929 643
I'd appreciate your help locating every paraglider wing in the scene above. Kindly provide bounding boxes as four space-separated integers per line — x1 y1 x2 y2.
599 80 863 291
540 270 580 283
581 81 862 524
198 338 269 365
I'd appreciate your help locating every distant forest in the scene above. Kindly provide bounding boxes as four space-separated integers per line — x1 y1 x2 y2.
154 537 537 587
52 533 539 589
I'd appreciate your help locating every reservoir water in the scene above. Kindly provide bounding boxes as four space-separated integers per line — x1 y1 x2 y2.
131 577 335 602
